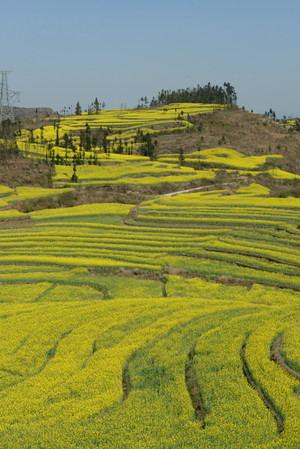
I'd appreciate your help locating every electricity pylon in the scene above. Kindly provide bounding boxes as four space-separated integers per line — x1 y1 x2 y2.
0 71 20 123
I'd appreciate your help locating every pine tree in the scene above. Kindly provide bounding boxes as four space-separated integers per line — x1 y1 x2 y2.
75 101 82 115
40 126 44 143
94 98 100 113
85 123 91 151
71 163 78 182
178 147 185 166
55 122 60 146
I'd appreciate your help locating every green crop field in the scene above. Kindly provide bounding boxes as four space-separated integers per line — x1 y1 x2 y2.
0 171 299 448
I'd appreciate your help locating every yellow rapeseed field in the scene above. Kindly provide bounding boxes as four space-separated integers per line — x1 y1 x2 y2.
0 158 299 447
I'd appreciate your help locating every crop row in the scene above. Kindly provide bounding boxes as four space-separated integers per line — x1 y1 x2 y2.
1 230 298 256
280 327 300 370
18 103 224 151
0 284 299 447
1 233 299 274
0 248 298 291
158 147 283 170
163 254 300 290
139 204 299 220
3 217 299 249
0 200 299 289
135 213 298 230
244 315 300 440
1 216 299 264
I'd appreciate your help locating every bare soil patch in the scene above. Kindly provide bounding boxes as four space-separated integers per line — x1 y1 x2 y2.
122 358 134 401
0 216 31 228
0 159 53 188
185 343 205 427
270 334 300 381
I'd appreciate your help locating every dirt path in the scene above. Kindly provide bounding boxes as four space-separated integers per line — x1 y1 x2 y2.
270 334 300 381
185 343 205 428
240 338 284 434
122 361 131 401
158 183 232 198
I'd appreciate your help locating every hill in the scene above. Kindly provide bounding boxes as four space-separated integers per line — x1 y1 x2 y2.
13 106 55 120
3 104 299 200
155 107 300 174
0 104 299 448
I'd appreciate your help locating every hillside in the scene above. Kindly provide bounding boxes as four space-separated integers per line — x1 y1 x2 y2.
2 105 299 200
155 107 300 174
0 158 52 188
13 106 55 120
0 104 299 449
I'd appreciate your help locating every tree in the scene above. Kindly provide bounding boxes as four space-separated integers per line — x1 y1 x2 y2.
223 82 237 105
94 97 100 113
102 133 108 153
85 122 91 151
139 133 156 160
116 139 123 154
266 108 276 120
29 129 34 144
294 119 300 132
0 119 17 151
197 144 201 169
71 163 78 182
148 82 237 106
75 101 82 115
63 132 69 149
45 142 53 163
178 147 185 166
79 129 84 150
92 135 98 149
55 121 60 146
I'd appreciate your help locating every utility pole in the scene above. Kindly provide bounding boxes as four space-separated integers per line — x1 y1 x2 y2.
0 71 20 123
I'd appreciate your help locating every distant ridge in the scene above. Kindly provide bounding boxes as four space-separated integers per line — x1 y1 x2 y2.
13 106 55 120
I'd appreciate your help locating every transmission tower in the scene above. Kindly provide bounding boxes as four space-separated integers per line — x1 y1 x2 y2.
0 71 20 123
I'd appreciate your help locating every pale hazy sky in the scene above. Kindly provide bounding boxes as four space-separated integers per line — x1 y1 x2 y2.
2 0 299 117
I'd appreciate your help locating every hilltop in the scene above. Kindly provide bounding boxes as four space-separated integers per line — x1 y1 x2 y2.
155 107 300 174
13 106 55 120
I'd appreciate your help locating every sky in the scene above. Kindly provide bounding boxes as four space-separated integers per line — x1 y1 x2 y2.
1 0 299 117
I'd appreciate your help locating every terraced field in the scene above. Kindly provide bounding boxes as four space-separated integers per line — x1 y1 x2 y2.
53 161 216 187
51 152 299 189
16 103 224 161
15 104 299 186
158 147 283 169
158 147 300 180
1 103 299 447
0 178 299 448
27 103 224 141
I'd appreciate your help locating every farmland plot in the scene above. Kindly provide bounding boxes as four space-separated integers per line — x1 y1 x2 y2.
0 183 299 448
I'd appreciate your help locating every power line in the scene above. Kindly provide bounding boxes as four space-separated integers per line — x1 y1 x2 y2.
0 71 20 122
